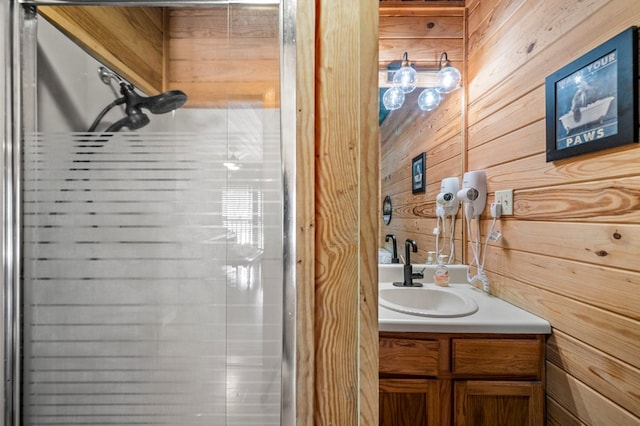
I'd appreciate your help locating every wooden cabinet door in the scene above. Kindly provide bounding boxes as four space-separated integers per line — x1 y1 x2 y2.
454 381 544 426
379 379 450 426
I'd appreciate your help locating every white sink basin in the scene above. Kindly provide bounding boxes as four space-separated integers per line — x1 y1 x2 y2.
379 287 478 318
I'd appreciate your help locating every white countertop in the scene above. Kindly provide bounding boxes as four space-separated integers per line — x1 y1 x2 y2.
378 265 551 334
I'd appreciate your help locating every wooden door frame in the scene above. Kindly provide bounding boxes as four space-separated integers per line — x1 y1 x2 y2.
297 0 379 424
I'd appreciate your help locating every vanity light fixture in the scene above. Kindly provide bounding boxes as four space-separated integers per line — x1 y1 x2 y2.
417 88 441 111
435 51 462 94
382 51 462 113
392 51 418 94
382 87 405 111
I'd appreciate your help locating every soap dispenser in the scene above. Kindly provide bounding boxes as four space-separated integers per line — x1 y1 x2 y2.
434 254 450 287
426 251 436 265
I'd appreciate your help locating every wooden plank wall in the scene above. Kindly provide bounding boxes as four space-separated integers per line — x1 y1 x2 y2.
38 6 164 96
466 0 640 424
379 4 465 263
167 6 279 108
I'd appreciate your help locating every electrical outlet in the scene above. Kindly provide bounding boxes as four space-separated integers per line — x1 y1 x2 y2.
495 189 513 215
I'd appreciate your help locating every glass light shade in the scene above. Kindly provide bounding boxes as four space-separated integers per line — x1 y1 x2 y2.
418 88 442 111
382 87 405 111
436 65 461 93
392 66 418 93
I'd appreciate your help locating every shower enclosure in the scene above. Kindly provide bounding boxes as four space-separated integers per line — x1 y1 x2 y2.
3 1 296 425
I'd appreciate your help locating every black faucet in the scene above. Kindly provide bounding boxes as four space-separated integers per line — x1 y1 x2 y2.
385 234 399 264
393 239 424 287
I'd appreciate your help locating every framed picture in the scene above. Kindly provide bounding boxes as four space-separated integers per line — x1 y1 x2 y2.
545 26 638 162
411 152 426 194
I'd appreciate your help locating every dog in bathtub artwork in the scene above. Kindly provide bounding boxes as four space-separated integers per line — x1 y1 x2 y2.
555 51 618 149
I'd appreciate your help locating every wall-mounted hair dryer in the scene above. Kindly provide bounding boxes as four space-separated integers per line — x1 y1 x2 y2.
457 170 487 220
435 177 460 263
436 177 460 218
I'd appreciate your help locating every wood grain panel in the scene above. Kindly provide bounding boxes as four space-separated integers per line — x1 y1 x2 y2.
547 396 587 426
167 81 278 108
466 0 521 49
483 245 640 321
379 337 440 376
169 60 278 83
379 3 465 14
467 0 610 102
467 119 544 165
547 330 640 418
454 381 544 426
468 1 640 124
315 0 378 424
169 6 278 39
547 362 639 425
168 5 279 108
168 7 227 39
483 220 640 270
514 176 640 222
470 147 640 194
467 84 545 147
452 338 542 378
359 2 380 426
379 39 463 65
38 5 163 95
295 0 315 424
379 379 444 426
140 7 163 32
169 38 278 61
380 15 463 38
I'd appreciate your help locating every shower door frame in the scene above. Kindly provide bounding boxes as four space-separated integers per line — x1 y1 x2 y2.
4 1 298 425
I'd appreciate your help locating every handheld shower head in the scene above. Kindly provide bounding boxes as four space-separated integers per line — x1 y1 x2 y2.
140 90 188 114
88 67 188 132
119 83 188 115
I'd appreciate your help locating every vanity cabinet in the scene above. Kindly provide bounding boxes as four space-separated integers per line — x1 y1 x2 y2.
379 333 545 426
379 379 448 426
454 380 543 426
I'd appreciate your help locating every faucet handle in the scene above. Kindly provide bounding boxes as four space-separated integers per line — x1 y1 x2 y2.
411 267 425 279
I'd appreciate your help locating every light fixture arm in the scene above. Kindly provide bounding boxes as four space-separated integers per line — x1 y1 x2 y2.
401 51 411 67
384 51 456 78
438 51 450 70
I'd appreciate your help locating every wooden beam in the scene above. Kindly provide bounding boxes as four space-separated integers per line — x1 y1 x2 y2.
314 0 379 424
296 1 315 423
38 6 163 95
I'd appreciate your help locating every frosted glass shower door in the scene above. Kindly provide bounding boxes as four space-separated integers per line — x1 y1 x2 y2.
19 4 283 426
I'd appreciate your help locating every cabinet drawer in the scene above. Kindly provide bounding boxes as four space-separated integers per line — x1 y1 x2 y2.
452 338 542 378
379 337 440 376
